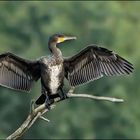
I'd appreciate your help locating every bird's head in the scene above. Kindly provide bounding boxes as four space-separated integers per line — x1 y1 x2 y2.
48 34 77 45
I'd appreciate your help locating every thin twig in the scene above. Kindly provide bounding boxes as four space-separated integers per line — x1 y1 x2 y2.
40 116 50 122
67 93 124 102
30 100 35 114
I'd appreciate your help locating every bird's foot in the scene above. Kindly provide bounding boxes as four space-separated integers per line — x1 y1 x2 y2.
45 98 54 110
59 92 68 101
59 88 68 101
63 93 68 100
35 94 46 105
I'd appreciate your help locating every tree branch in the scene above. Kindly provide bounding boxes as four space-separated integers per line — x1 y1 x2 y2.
6 88 123 140
67 93 124 102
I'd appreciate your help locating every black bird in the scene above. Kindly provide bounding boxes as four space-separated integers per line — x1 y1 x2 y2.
0 34 134 108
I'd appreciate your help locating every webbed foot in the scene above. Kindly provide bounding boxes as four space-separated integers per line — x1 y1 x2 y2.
45 98 54 110
35 94 46 105
59 88 68 100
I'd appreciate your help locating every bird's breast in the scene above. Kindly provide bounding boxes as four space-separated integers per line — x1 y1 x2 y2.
48 64 63 94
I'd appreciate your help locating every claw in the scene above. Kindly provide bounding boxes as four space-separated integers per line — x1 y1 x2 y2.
63 94 68 100
59 88 68 101
45 98 54 110
45 103 51 110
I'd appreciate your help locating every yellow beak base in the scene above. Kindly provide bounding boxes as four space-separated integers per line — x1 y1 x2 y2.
57 37 65 43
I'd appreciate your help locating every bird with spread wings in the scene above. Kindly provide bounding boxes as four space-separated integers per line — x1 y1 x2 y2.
0 34 134 108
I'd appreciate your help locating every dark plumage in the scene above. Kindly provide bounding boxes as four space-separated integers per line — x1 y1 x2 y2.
0 34 134 108
0 52 40 91
64 45 133 86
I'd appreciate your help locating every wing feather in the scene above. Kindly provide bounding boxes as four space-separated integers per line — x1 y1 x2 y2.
64 45 134 86
0 52 41 92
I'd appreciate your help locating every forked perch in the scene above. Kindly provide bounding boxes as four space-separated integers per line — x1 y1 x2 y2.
6 87 123 140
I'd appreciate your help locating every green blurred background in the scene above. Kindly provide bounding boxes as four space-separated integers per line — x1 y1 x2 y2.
0 1 139 139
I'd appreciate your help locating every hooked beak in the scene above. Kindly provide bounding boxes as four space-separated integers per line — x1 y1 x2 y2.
64 36 77 41
57 36 77 43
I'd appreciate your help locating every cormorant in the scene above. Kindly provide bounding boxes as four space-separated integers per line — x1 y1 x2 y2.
0 34 134 108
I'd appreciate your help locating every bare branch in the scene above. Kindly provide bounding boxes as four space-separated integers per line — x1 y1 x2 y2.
6 88 123 140
67 93 124 102
6 104 54 140
40 116 50 122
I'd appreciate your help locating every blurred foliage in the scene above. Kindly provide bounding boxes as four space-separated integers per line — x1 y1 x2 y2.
0 1 139 139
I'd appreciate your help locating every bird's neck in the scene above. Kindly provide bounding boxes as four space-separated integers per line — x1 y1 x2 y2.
49 42 62 58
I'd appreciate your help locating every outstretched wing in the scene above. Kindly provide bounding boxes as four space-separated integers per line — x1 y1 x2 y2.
64 45 134 86
0 52 41 92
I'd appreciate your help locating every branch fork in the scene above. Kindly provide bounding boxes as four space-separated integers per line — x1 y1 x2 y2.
6 87 124 140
